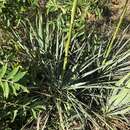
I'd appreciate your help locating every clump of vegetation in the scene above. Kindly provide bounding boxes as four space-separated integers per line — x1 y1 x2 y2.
0 0 130 130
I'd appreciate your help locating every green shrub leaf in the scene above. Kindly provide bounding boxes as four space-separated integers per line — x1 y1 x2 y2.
10 84 17 96
7 66 19 80
20 85 29 93
0 64 28 98
0 63 7 78
12 71 27 82
11 110 18 122
31 109 37 119
3 81 9 99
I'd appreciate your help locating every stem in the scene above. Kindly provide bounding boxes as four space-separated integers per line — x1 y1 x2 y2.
102 0 128 65
63 0 78 73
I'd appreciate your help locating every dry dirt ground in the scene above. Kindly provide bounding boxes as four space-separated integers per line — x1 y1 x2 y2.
110 0 130 21
111 0 130 39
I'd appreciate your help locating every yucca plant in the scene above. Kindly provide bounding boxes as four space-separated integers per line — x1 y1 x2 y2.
1 0 130 130
102 73 130 130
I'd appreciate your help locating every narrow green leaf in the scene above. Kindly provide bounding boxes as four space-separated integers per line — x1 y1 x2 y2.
56 100 65 130
109 90 128 108
108 106 130 116
35 105 46 110
116 72 130 86
38 11 43 48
